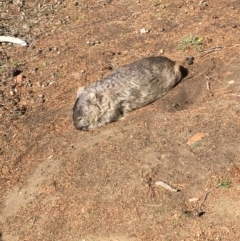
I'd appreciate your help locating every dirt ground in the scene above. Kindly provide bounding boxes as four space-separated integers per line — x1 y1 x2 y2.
0 0 240 240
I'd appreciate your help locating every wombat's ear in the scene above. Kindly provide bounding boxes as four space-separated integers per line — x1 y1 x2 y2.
76 86 85 98
88 93 98 104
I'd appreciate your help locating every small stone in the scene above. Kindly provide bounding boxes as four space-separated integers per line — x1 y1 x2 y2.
159 27 165 32
139 28 150 34
232 25 237 28
185 56 194 65
207 38 212 43
9 90 15 96
11 97 20 105
74 2 79 6
86 41 95 46
159 49 164 54
16 105 27 115
189 197 199 202
49 81 56 86
198 0 208 7
42 82 49 87
10 83 16 89
38 94 44 98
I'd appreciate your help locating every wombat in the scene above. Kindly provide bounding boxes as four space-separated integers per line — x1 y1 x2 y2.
73 56 188 130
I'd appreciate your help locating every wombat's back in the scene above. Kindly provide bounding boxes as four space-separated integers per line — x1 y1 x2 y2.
87 56 181 90
88 56 185 111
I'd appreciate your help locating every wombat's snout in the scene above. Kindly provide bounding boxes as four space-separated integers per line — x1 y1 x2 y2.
75 124 89 131
72 116 81 130
72 98 88 131
73 116 89 131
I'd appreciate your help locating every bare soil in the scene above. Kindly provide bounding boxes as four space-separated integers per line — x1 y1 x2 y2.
0 0 240 240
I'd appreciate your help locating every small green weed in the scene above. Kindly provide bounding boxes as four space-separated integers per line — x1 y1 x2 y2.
11 60 19 67
0 66 5 74
218 180 231 189
177 35 203 51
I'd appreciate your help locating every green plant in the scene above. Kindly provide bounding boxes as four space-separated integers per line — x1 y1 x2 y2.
218 180 231 189
0 66 5 74
177 35 203 51
11 60 19 67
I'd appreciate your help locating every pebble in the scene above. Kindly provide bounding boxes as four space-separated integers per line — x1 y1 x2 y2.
185 56 194 65
228 80 235 85
11 97 20 105
87 41 95 46
27 81 33 87
41 82 49 87
139 28 150 34
198 0 208 7
189 197 199 202
10 83 16 89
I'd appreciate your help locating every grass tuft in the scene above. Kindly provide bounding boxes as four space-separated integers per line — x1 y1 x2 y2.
177 34 203 51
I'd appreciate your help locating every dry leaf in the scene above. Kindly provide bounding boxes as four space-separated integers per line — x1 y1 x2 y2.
16 74 23 84
187 132 209 146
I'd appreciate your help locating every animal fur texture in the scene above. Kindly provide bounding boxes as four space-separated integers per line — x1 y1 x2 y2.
73 56 188 130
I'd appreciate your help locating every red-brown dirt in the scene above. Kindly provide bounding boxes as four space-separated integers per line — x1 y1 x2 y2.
0 0 240 240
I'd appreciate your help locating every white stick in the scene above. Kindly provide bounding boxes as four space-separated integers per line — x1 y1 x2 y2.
155 181 179 192
0 36 27 46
